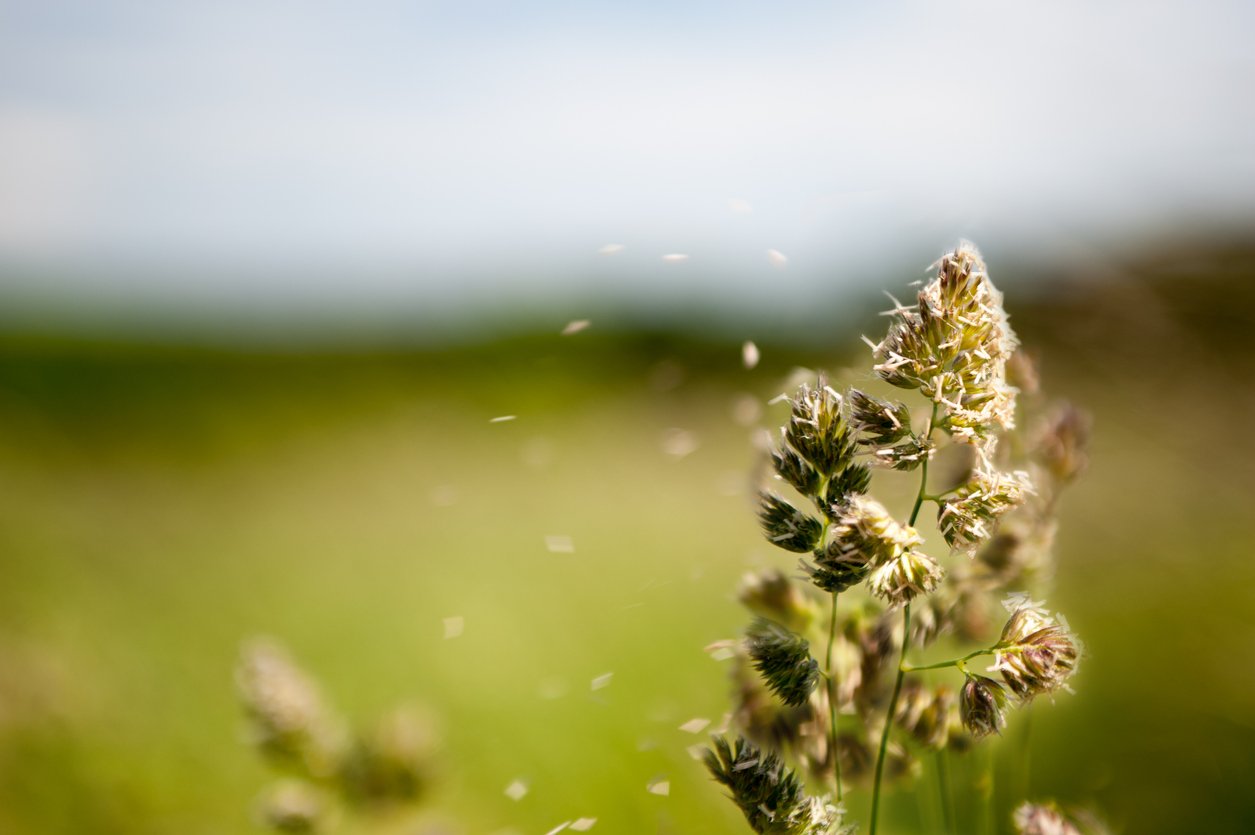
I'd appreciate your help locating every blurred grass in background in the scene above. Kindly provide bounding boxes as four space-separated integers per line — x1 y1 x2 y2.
0 244 1253 835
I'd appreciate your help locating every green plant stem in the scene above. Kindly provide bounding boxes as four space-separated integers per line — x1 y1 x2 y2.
908 403 939 528
870 402 938 835
937 750 955 835
869 602 909 835
901 649 995 672
980 744 995 835
828 591 843 802
1020 706 1034 802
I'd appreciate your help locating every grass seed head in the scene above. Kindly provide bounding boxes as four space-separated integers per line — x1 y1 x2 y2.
339 706 441 807
237 639 343 779
823 464 872 509
703 735 850 835
737 569 818 634
784 380 854 477
848 389 913 448
255 780 330 833
1031 403 1092 486
745 618 821 708
990 595 1082 704
870 242 1019 447
938 466 1032 557
758 491 825 553
1012 801 1083 835
867 549 945 611
895 680 956 750
771 437 824 497
959 674 1009 739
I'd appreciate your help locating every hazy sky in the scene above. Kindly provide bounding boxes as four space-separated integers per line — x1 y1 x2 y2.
0 1 1252 322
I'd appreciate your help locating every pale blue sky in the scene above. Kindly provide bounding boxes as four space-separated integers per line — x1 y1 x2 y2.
0 1 1252 328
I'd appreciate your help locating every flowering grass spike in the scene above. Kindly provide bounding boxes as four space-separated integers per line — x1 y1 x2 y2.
703 241 1095 835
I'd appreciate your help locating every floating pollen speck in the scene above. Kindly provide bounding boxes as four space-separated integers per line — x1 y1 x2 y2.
538 677 567 699
742 341 760 369
504 779 528 801
679 718 710 733
766 249 788 268
662 254 689 263
710 648 734 661
598 244 624 255
729 199 753 214
590 672 613 691
490 415 517 423
713 712 732 734
570 818 598 831
545 822 571 835
661 429 699 458
545 535 575 553
562 319 590 335
443 616 464 639
687 743 707 760
430 484 458 506
647 780 670 796
731 394 762 426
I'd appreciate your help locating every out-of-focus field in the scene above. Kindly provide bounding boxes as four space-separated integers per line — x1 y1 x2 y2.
0 246 1253 835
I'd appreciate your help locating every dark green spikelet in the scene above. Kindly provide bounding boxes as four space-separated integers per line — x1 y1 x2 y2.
848 388 912 447
771 442 823 497
784 381 854 477
804 540 871 593
703 735 842 835
745 618 819 707
824 463 871 509
878 436 936 472
757 492 824 553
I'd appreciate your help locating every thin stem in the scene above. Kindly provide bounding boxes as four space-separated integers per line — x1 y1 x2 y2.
979 744 995 835
907 403 939 527
827 591 843 802
1020 706 1034 803
870 402 938 835
902 649 994 672
869 603 910 835
937 750 955 835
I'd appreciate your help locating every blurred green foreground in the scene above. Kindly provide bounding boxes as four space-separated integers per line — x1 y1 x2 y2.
0 247 1253 835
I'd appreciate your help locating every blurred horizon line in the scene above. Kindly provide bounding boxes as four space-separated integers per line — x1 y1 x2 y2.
1 226 1252 351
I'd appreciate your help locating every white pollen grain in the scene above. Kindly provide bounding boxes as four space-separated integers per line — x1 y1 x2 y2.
662 254 689 263
661 429 699 458
679 718 711 733
545 535 575 553
504 779 529 801
562 319 591 335
443 616 464 639
742 341 760 369
490 415 517 423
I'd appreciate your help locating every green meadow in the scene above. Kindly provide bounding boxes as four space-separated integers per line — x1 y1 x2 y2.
0 249 1253 834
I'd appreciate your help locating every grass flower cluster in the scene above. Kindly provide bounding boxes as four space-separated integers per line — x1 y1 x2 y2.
705 242 1097 834
236 639 441 832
